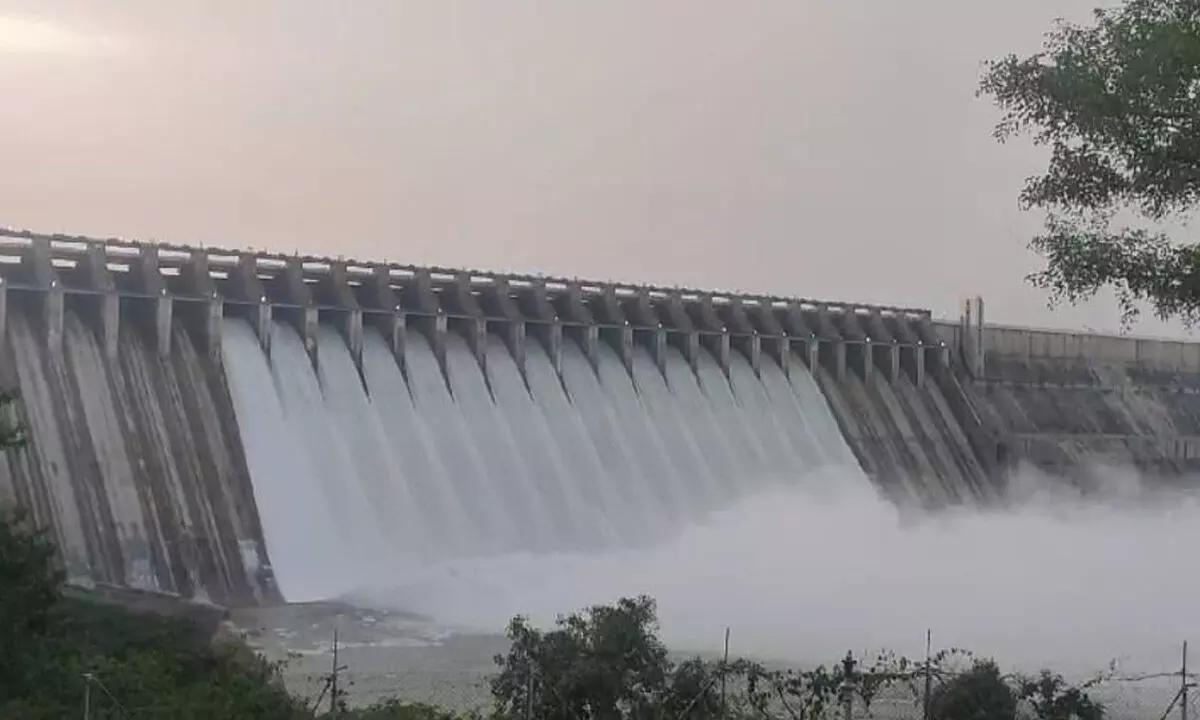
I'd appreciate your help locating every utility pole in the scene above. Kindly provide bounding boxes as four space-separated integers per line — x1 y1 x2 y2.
330 628 341 718
82 673 92 720
923 629 933 720
524 664 534 720
1183 641 1189 720
721 627 731 718
840 651 857 720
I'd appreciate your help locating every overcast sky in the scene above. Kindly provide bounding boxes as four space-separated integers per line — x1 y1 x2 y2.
1 0 1179 335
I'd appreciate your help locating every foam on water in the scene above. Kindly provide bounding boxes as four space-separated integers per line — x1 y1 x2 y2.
357 471 1200 679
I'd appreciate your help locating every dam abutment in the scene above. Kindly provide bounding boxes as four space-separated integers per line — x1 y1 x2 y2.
948 297 1200 482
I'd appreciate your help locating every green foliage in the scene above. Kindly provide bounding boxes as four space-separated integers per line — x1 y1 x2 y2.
928 660 1017 720
978 0 1200 325
0 506 64 697
924 659 1106 720
725 648 978 720
1017 670 1105 720
491 594 675 720
1 597 307 718
0 387 24 450
0 510 307 719
339 698 475 720
488 596 1023 720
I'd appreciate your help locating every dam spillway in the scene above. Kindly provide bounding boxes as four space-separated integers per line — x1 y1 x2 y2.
3 230 1200 605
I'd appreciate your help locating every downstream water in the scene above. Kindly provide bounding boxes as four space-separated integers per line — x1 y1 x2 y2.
220 318 867 603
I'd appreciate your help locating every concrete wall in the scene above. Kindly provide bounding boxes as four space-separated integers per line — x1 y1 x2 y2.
0 234 276 605
5 230 1200 602
935 299 1200 484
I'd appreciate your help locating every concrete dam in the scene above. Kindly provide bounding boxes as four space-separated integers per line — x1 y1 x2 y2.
2 229 1200 607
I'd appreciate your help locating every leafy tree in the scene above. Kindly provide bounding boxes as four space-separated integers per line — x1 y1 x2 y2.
0 507 64 701
0 387 24 450
0 388 54 701
340 698 472 720
491 595 674 720
749 648 974 720
0 509 307 718
1017 670 1105 720
658 657 729 720
978 0 1200 325
489 596 998 720
924 660 1105 720
928 660 1017 720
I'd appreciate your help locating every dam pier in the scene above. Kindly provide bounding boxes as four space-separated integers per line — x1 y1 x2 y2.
3 228 1200 606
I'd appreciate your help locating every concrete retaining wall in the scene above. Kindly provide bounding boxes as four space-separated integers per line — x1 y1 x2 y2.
937 299 1200 483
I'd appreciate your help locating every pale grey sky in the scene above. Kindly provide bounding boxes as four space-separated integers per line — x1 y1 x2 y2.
0 1 1177 334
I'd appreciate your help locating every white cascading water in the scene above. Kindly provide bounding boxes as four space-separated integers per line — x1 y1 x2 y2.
558 342 663 545
694 349 776 490
405 332 513 555
728 352 807 479
221 320 353 600
483 336 581 551
661 347 740 507
315 326 426 557
524 339 624 547
222 318 1200 685
593 343 696 520
630 348 723 513
360 332 468 558
221 318 863 603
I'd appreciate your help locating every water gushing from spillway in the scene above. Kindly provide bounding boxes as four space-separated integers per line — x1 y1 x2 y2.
221 318 869 603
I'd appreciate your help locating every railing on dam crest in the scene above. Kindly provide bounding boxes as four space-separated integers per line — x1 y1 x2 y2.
0 228 953 387
7 227 1200 391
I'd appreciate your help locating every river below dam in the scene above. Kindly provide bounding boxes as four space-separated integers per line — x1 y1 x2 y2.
233 597 1188 719
233 601 504 711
